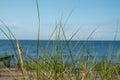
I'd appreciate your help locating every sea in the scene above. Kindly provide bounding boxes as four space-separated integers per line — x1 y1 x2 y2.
0 40 120 65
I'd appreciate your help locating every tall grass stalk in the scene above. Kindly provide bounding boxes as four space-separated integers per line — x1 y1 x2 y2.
36 0 41 79
16 40 25 79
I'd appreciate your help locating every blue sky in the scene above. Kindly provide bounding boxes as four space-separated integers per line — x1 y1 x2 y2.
0 0 120 40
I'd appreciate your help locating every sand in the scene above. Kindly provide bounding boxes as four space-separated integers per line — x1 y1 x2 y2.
0 68 25 80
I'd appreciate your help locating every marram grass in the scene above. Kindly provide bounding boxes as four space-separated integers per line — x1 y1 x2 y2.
0 0 120 80
1 25 120 80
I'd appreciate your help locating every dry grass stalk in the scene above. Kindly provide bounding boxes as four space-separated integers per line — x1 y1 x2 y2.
16 40 26 79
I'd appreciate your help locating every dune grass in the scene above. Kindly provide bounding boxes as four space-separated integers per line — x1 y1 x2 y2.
0 0 120 80
1 22 120 80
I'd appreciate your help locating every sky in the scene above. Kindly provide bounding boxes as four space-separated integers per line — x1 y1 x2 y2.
0 0 120 40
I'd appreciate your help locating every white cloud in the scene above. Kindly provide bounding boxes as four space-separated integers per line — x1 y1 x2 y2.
0 21 18 29
74 27 104 40
92 29 104 39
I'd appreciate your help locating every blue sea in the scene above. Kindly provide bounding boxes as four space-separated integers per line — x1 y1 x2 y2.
0 40 120 65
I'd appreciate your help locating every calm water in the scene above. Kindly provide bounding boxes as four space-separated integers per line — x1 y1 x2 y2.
0 40 120 64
